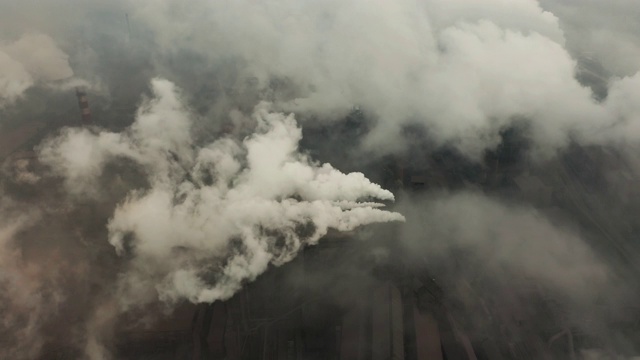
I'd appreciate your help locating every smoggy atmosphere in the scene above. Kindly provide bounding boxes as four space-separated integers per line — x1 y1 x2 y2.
1 1 640 359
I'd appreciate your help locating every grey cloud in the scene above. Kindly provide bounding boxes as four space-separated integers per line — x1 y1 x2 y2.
0 33 74 105
539 0 640 76
4 0 640 157
398 192 610 299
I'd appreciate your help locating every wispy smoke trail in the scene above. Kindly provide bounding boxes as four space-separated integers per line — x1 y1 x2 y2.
399 192 610 299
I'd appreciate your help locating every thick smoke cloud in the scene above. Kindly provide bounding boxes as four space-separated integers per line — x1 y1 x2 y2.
539 0 640 77
126 0 640 158
0 76 403 358
3 0 640 156
39 78 403 307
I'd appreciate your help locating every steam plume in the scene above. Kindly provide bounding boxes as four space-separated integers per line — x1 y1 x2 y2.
39 78 404 307
128 0 640 157
0 33 72 105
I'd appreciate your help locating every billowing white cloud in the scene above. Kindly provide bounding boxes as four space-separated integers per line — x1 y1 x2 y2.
125 0 640 158
1 0 639 156
540 0 640 76
3 33 73 82
0 50 33 104
40 78 403 307
0 33 73 105
601 73 640 142
2 0 639 157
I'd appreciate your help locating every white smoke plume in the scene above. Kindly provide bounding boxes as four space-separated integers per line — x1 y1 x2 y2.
126 0 640 158
4 0 639 157
0 33 73 105
539 0 640 77
39 78 404 307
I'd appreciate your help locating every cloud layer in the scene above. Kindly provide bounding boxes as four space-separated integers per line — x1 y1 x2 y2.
3 0 640 157
2 0 640 358
124 0 640 157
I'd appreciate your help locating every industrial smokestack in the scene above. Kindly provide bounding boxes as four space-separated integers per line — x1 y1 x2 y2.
75 88 92 124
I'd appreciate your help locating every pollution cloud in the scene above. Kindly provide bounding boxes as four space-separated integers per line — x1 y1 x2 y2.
3 0 640 156
125 0 640 158
0 33 73 105
397 191 640 353
0 77 403 358
1 0 640 358
39 78 404 306
399 192 610 300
